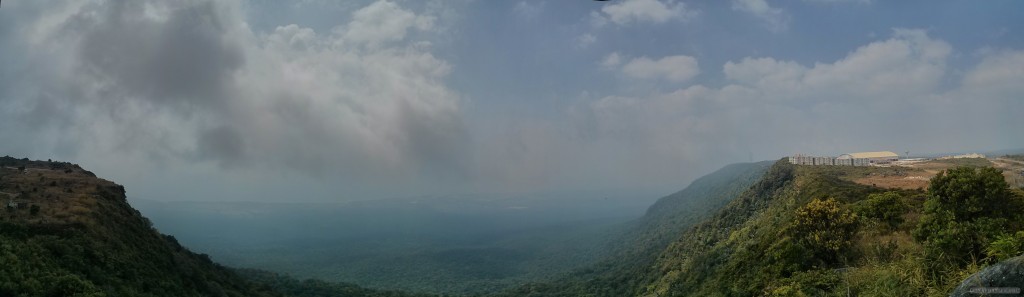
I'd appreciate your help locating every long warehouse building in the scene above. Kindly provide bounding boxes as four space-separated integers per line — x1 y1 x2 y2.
789 151 900 166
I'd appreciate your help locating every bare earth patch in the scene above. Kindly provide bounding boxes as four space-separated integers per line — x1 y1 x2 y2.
852 173 932 190
849 158 1022 190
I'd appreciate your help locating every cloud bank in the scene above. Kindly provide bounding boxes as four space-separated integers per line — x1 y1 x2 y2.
0 1 1021 201
593 0 695 26
1 0 466 188
732 0 789 32
569 29 1022 187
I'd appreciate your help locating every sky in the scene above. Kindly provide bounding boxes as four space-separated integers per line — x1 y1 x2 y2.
0 0 1022 202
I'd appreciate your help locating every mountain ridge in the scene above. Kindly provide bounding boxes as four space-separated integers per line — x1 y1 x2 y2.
496 160 774 296
0 156 432 297
5 155 1021 296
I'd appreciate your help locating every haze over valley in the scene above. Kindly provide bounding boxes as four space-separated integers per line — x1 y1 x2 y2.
1 0 1023 296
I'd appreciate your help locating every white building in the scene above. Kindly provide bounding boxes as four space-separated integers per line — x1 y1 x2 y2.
789 154 837 166
837 151 900 165
790 151 900 167
938 153 986 160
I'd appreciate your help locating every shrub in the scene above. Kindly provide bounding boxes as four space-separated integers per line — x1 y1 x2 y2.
867 240 900 263
914 167 1021 272
855 192 907 230
767 270 841 297
792 198 859 267
986 231 1024 262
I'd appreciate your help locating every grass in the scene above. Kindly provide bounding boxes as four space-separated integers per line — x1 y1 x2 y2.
0 161 113 226
928 158 993 168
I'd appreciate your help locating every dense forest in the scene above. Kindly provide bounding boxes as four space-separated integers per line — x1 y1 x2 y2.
133 193 642 295
3 156 1023 296
234 269 439 297
494 161 774 297
638 162 1024 296
0 157 425 297
501 160 1024 296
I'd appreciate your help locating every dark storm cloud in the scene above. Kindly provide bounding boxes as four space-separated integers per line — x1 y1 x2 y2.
69 0 243 110
196 125 246 167
1 0 1021 202
0 0 471 192
397 98 470 178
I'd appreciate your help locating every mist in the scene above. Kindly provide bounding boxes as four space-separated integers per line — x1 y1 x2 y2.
0 0 1020 203
2 1 1023 296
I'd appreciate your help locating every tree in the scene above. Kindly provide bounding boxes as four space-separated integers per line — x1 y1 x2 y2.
929 167 1015 219
914 167 1021 269
792 198 859 267
855 191 907 230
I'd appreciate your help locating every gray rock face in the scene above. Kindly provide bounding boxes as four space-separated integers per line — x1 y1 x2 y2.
951 256 1024 296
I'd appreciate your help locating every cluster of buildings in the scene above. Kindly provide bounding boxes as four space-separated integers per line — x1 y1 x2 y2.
789 151 901 167
938 153 986 160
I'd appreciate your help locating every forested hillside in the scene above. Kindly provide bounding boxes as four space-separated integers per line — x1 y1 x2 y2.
0 156 424 297
4 155 1021 297
498 161 773 296
639 161 1024 296
501 159 1024 296
235 269 439 297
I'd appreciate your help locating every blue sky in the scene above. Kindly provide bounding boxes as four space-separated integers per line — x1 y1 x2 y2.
0 0 1022 202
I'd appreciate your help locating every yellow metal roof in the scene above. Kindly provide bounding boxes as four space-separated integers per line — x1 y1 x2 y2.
844 151 899 159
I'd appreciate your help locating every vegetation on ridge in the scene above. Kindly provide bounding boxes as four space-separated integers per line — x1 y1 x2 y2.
494 159 1023 297
494 161 774 297
0 156 425 297
637 160 1024 297
4 155 1024 297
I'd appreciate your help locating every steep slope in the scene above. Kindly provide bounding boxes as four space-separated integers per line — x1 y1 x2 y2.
0 156 432 297
638 160 905 296
638 160 1024 296
499 161 773 296
0 156 281 296
624 161 775 266
639 159 813 296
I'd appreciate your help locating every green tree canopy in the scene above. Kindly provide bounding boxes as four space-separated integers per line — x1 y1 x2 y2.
855 191 907 230
792 197 859 267
914 166 1022 270
928 167 1014 220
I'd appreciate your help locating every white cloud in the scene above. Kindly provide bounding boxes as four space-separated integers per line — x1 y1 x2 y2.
803 0 870 3
963 49 1024 95
1 1 1020 202
598 0 694 26
576 33 597 48
568 29 1023 188
2 0 465 194
723 29 950 97
341 0 435 48
600 52 622 68
512 1 544 20
723 57 806 88
731 0 789 32
801 29 949 95
588 11 610 28
621 55 700 82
